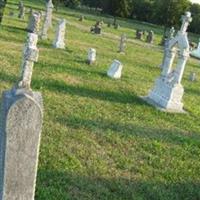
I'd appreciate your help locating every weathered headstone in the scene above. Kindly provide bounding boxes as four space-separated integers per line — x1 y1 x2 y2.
190 38 200 59
18 1 25 19
119 33 127 53
79 15 84 22
40 0 54 40
87 48 96 65
146 30 154 43
189 72 196 82
136 29 143 40
27 11 41 33
169 27 175 39
114 23 120 29
53 19 66 49
0 15 43 200
90 21 102 34
107 60 123 79
143 12 192 113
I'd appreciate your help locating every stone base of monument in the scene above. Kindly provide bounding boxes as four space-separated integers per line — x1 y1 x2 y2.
53 42 65 49
190 50 200 59
141 77 186 113
0 88 43 199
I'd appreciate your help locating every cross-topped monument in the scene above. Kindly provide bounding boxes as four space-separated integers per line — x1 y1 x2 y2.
180 11 192 33
143 12 192 113
0 12 43 200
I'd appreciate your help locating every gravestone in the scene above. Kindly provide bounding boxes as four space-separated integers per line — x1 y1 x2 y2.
189 72 196 82
146 30 154 43
107 60 123 79
163 27 176 47
87 48 96 65
53 19 66 49
0 15 43 200
79 15 84 22
114 23 120 29
27 11 41 33
119 33 127 53
143 12 192 113
190 39 200 59
18 1 25 19
90 21 102 34
107 22 111 27
136 29 143 40
40 0 54 39
169 27 175 39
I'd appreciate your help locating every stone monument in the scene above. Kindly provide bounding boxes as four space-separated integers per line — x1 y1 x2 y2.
27 11 41 33
146 30 154 43
18 1 25 19
107 60 123 79
136 29 143 40
90 21 102 34
0 14 43 200
189 72 196 82
119 33 127 53
143 12 192 113
40 0 54 40
53 19 66 49
87 48 96 65
190 39 200 59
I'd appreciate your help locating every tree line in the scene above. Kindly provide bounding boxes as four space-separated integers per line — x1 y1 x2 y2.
55 0 200 34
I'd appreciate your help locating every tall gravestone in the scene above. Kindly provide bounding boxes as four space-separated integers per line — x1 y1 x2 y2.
143 12 192 113
0 13 43 200
119 33 127 53
40 0 54 40
53 19 66 49
18 1 25 19
87 48 96 65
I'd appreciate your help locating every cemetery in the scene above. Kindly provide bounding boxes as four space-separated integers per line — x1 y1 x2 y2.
0 0 200 199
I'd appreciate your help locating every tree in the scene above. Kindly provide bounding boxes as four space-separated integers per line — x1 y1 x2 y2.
189 3 200 34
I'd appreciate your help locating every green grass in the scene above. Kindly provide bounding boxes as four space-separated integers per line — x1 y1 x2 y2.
0 0 200 199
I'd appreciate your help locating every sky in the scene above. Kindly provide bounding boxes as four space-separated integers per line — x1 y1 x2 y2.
190 0 200 4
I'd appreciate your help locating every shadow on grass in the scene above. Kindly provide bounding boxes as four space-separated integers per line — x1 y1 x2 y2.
36 170 200 200
37 61 105 77
185 87 200 97
55 114 200 147
0 24 26 43
0 70 141 104
33 77 143 105
0 71 18 84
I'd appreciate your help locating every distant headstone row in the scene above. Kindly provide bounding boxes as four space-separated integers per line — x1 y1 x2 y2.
136 29 154 44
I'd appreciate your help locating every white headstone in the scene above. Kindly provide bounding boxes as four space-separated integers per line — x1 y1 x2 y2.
40 0 54 40
190 38 200 59
53 19 66 49
87 48 96 64
143 12 192 113
107 60 123 79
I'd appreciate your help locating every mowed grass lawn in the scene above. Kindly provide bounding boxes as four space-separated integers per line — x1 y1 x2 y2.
0 0 200 199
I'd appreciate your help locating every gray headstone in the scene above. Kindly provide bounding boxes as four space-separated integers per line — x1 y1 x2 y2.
0 89 43 200
27 12 41 34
